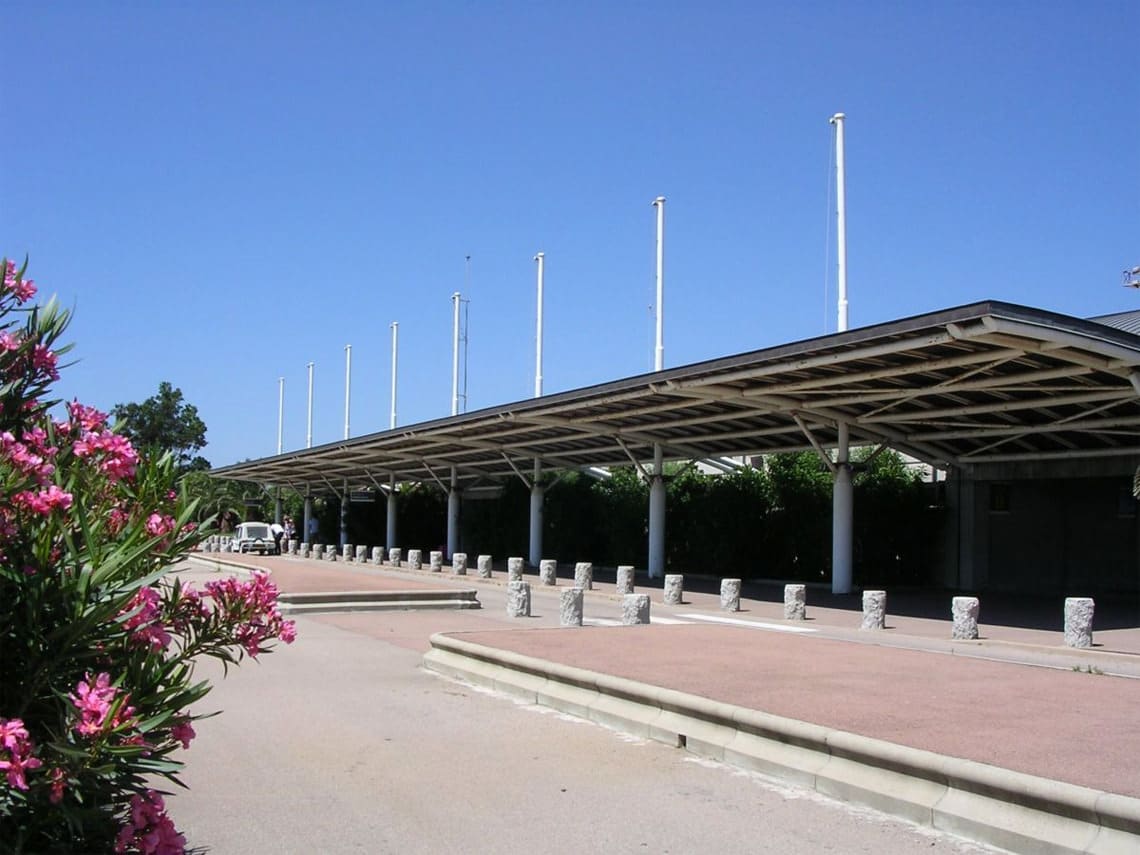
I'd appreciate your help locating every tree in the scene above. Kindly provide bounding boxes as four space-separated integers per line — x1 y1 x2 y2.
111 382 208 472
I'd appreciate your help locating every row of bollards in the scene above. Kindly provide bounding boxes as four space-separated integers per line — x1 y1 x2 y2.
209 538 1099 648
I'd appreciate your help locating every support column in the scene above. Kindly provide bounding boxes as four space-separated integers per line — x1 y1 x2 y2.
386 474 398 550
302 496 313 545
446 467 460 560
647 445 666 580
274 491 282 525
339 481 349 548
832 422 853 595
529 460 543 567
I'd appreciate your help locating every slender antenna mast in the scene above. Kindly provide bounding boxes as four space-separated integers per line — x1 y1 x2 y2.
343 344 352 440
830 112 848 332
534 252 545 398
652 196 666 371
305 362 314 449
451 291 461 416
276 376 284 454
389 321 399 429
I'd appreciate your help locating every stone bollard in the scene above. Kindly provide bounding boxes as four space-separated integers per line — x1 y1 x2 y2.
342 545 352 562
389 548 402 568
301 543 311 559
429 551 443 572
1064 597 1095 648
952 596 980 640
616 565 635 595
477 554 493 579
622 594 651 625
506 557 524 582
573 562 593 591
720 578 742 612
539 559 558 586
407 549 422 570
312 544 324 561
784 584 807 621
506 581 531 618
355 545 367 563
559 587 584 626
288 539 298 555
371 546 384 565
452 553 467 576
861 590 887 630
664 574 684 606
326 547 338 562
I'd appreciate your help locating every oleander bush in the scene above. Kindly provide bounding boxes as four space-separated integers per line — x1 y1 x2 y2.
0 258 294 854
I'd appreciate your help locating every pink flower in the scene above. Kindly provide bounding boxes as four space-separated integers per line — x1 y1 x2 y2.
114 790 186 855
170 718 195 750
0 717 43 791
13 484 73 515
49 766 66 804
145 513 175 537
73 429 139 482
67 400 108 432
3 260 36 302
204 570 296 656
71 672 136 737
120 587 172 651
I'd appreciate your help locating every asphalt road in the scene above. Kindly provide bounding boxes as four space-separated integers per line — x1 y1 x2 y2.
170 606 1002 854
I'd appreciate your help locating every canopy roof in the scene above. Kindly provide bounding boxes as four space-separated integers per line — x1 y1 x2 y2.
210 300 1140 495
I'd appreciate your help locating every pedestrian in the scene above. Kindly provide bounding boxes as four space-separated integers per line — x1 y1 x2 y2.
306 515 319 544
283 516 295 546
270 520 284 555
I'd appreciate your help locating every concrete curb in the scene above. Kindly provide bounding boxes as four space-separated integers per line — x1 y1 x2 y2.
423 632 1140 855
278 589 481 614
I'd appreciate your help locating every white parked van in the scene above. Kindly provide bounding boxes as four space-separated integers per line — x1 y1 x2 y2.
232 522 278 555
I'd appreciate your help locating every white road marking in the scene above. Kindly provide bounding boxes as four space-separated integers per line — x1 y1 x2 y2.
676 613 817 633
584 616 693 627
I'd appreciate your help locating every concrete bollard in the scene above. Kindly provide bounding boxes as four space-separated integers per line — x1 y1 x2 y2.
506 581 531 618
1064 597 1095 648
952 596 980 640
342 545 352 562
664 574 684 606
288 538 298 555
507 557 524 582
354 545 367 563
784 584 807 621
326 547 338 562
407 549 422 570
312 544 324 561
573 562 593 591
371 547 384 565
616 565 635 595
559 587 584 626
389 548 402 568
429 551 443 572
477 554 493 579
301 543 311 559
720 578 742 612
452 552 467 576
861 590 887 630
539 559 558 586
622 594 651 625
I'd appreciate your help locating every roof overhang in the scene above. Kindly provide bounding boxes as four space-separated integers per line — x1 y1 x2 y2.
210 301 1140 494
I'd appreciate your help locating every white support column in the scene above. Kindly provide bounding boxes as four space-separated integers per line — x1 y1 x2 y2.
446 467 460 559
386 473 398 550
529 460 544 567
534 252 545 398
832 421 854 594
274 495 283 526
652 196 666 372
830 112 849 332
647 445 666 579
302 495 313 545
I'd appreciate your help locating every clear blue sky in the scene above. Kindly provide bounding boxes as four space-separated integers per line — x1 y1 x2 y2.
3 2 1137 467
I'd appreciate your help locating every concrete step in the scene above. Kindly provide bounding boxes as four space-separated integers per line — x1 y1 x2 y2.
278 589 480 614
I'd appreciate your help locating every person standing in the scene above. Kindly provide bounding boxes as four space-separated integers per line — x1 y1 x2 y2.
306 514 319 544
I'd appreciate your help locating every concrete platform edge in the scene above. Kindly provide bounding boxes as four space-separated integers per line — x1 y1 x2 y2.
423 632 1140 855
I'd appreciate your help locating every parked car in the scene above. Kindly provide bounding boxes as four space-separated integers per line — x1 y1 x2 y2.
233 522 278 555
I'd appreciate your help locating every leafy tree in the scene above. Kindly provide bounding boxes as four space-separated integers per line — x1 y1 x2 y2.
111 382 208 472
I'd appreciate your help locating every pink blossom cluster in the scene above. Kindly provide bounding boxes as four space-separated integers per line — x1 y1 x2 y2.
0 718 43 791
170 717 195 751
3 260 36 303
145 513 175 537
67 400 108 433
70 673 136 738
73 429 139 482
13 484 73 516
120 587 172 651
204 570 296 656
114 790 185 855
1 428 58 483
